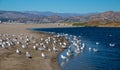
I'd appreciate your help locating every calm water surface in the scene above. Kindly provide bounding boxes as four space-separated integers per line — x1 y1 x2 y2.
32 27 120 70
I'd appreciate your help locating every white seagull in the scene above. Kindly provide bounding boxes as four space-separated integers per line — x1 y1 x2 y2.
26 51 32 58
16 49 21 55
41 52 46 58
61 54 67 60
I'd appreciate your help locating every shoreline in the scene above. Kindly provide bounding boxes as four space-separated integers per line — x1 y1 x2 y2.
0 24 70 70
1 23 118 70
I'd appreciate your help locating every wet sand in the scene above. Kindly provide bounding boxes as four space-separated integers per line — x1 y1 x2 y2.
0 24 70 70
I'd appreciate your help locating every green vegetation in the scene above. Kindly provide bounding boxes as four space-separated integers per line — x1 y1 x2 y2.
72 22 87 26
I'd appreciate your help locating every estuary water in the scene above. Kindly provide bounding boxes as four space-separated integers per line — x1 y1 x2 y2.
32 27 120 70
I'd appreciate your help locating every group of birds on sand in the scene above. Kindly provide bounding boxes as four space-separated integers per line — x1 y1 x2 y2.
0 32 116 65
0 33 69 59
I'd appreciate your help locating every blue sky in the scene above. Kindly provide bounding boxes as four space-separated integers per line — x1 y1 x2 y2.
0 0 120 13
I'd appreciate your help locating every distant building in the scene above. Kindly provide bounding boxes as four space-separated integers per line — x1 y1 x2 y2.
0 20 1 23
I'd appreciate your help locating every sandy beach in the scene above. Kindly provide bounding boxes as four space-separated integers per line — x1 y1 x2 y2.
0 23 70 70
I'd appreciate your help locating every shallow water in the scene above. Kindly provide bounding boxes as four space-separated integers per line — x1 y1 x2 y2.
32 27 120 70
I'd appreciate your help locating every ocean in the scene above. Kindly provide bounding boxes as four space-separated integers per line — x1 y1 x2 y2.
31 27 120 70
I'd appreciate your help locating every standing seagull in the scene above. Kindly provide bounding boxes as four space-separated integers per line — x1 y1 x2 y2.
33 45 37 50
22 45 28 49
41 52 46 58
16 49 21 55
26 51 32 58
53 45 59 52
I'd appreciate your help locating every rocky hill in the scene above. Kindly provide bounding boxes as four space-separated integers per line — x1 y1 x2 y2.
0 10 120 23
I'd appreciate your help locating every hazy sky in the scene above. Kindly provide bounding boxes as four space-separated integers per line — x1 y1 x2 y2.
0 0 120 13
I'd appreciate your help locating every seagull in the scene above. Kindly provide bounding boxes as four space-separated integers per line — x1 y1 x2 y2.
61 45 66 49
43 45 47 49
22 45 27 49
63 42 67 46
16 41 21 45
60 61 66 66
61 54 67 60
38 47 45 51
53 46 59 52
59 42 62 45
88 47 92 51
75 49 80 54
66 49 72 57
41 52 46 58
1 44 6 48
26 38 30 42
35 43 39 46
109 34 112 37
109 43 115 47
93 48 98 52
41 38 43 41
16 49 21 55
33 45 37 50
26 51 32 58
96 42 99 45
48 48 51 52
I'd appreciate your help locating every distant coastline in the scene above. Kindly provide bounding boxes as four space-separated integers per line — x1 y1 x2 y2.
0 10 120 25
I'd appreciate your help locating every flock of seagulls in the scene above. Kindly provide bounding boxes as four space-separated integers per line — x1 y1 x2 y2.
0 32 116 66
58 33 116 66
0 33 68 59
59 34 100 61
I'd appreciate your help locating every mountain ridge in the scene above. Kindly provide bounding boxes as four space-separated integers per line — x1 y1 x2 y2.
23 11 99 17
0 10 120 23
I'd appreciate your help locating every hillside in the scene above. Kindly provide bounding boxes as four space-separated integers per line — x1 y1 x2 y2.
0 10 120 24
